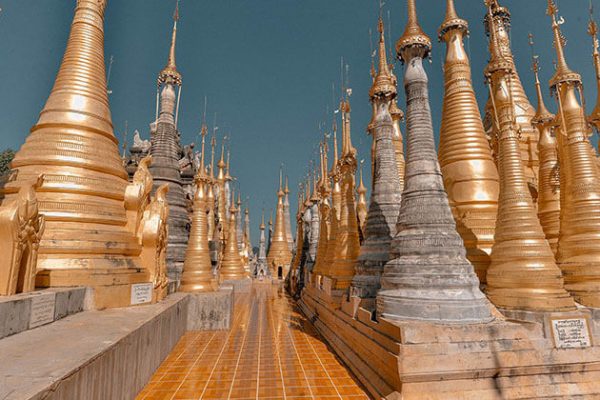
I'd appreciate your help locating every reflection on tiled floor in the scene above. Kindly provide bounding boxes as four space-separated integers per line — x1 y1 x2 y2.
136 282 370 400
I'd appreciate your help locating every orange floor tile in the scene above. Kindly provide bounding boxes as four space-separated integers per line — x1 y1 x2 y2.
136 281 370 400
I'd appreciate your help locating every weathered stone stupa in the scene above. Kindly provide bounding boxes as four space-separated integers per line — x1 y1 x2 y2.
377 0 492 323
148 4 190 291
351 17 402 299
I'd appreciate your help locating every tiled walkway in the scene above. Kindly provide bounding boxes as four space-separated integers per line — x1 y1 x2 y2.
136 282 370 400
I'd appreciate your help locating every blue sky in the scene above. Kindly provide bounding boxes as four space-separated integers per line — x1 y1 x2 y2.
0 0 597 242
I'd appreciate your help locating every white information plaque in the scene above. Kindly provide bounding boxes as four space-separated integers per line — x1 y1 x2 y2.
131 283 153 305
29 292 56 329
550 317 592 349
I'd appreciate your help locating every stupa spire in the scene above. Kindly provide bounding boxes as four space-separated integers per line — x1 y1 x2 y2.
158 0 182 87
437 0 499 284
355 161 368 239
529 35 559 256
484 0 538 202
396 0 431 63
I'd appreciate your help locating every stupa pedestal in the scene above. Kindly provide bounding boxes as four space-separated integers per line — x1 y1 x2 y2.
300 287 600 400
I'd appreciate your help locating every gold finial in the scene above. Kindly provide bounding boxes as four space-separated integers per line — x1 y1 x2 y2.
438 0 469 40
269 211 273 227
529 34 554 124
484 1 512 78
284 176 290 194
311 170 319 202
225 150 232 181
278 165 283 194
357 161 367 195
260 210 266 230
217 138 226 180
590 3 600 58
304 176 312 206
158 0 182 86
547 0 581 88
369 16 397 99
237 191 242 207
332 118 339 167
396 0 432 63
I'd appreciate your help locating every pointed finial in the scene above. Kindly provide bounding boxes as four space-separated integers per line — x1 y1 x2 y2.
484 0 512 79
332 118 339 167
225 149 232 181
357 161 367 194
260 210 266 230
438 0 469 40
529 34 554 124
589 2 599 58
284 176 290 194
547 0 581 88
158 0 182 86
279 165 283 193
369 15 396 99
230 187 237 214
396 0 432 63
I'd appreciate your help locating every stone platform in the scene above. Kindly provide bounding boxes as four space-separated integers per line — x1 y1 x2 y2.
0 287 89 340
0 293 189 400
299 284 600 399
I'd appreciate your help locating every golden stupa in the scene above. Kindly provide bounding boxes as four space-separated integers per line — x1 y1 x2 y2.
219 189 246 281
356 162 368 239
484 0 539 203
180 126 216 292
289 188 305 292
206 136 217 241
547 0 600 307
529 36 560 256
484 3 575 312
266 170 293 277
438 0 499 284
312 143 330 281
322 127 342 280
327 97 360 290
1 0 168 308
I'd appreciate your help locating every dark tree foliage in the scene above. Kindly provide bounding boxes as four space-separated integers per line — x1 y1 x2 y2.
0 149 15 176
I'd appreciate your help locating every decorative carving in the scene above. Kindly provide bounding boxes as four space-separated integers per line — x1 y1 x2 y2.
0 176 45 296
140 184 170 302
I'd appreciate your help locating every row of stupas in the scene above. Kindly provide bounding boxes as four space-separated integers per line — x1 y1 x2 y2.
289 0 600 317
292 1 600 397
0 0 254 306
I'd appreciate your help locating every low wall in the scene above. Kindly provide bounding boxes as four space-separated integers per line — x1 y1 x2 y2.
0 293 189 400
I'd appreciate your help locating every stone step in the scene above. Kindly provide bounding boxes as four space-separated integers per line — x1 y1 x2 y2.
0 287 88 340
